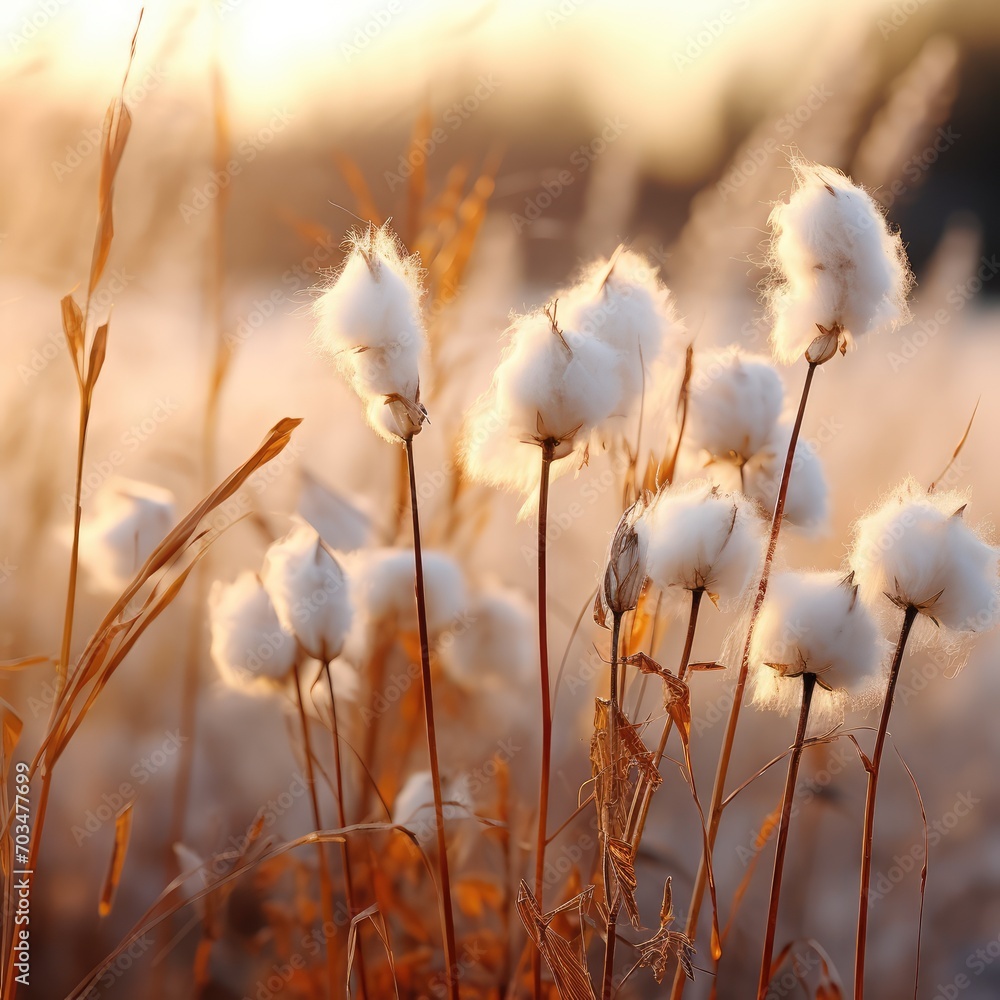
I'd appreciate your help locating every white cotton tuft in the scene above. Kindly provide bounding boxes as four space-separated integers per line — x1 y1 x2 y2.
261 522 353 662
558 248 684 415
850 479 1000 633
312 223 427 441
638 480 765 605
342 547 467 638
750 570 885 717
767 160 913 365
438 585 536 691
463 250 685 506
742 421 829 533
687 348 784 463
76 477 175 592
209 571 297 694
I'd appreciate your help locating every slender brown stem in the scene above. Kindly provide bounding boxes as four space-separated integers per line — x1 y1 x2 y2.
854 604 918 1000
757 672 816 999
323 660 368 1000
629 587 703 853
405 437 460 1000
671 361 817 1000
293 661 340 999
601 612 623 1000
532 442 555 999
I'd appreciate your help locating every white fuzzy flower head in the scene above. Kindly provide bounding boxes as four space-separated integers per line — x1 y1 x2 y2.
77 478 175 592
638 480 765 607
741 421 830 533
559 248 684 413
439 585 536 691
313 223 427 441
687 348 784 465
209 571 297 694
750 570 885 717
342 547 466 639
767 160 913 365
261 522 353 662
850 479 1000 634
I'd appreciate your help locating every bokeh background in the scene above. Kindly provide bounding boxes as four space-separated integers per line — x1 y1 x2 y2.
1 0 999 996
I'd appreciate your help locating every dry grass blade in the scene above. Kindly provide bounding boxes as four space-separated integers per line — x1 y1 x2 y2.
606 838 640 928
612 702 661 792
658 343 694 487
635 657 722 961
893 746 928 1000
719 802 780 951
332 151 383 227
85 322 109 403
515 881 596 1000
40 418 302 761
0 656 49 672
68 821 426 1000
99 803 134 916
928 397 979 493
348 904 400 1000
637 878 696 984
60 294 85 383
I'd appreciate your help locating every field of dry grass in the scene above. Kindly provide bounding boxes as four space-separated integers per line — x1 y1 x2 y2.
1 2 1000 999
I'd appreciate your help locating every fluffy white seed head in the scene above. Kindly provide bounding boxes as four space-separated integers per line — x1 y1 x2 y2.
77 477 175 592
209 572 297 694
750 570 885 717
261 522 353 662
638 480 765 606
313 223 427 441
687 348 784 464
767 160 913 365
850 479 1000 633
742 421 830 533
439 585 536 691
342 547 467 638
559 248 684 412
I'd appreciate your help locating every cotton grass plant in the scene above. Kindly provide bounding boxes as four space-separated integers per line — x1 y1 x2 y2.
9 41 997 997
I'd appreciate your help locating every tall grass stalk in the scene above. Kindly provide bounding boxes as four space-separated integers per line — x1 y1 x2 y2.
854 604 918 1000
322 660 369 1000
405 437 460 1000
601 611 623 1000
756 671 817 998
532 441 556 998
671 360 817 1000
629 587 704 853
292 661 340 998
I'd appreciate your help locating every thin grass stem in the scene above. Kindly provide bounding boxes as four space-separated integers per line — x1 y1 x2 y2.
601 611 623 1000
854 604 918 1000
292 661 340 999
405 437 460 1000
671 360 817 1000
532 441 555 999
757 671 817 999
